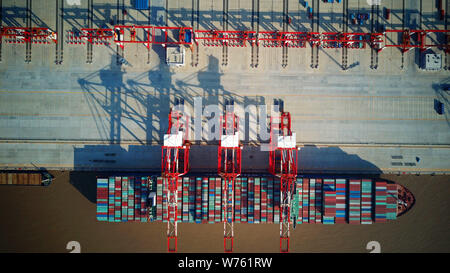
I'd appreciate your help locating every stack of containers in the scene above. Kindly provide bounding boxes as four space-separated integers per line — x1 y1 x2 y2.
375 181 387 223
227 179 233 223
215 178 221 223
248 178 255 223
108 177 115 221
188 178 196 223
323 179 336 224
96 178 108 221
128 177 134 221
302 178 309 223
290 188 300 224
254 178 261 223
149 178 156 221
162 178 168 222
267 178 274 223
140 177 148 222
234 178 241 223
361 179 373 224
221 180 225 222
296 178 303 224
349 179 361 224
195 177 202 223
166 178 172 223
156 177 163 221
201 177 208 224
177 178 182 222
315 179 322 223
274 178 280 224
121 177 128 222
208 178 215 223
182 177 189 222
386 183 398 220
241 177 248 222
114 177 121 222
309 179 316 223
335 179 347 223
261 177 267 223
135 177 142 221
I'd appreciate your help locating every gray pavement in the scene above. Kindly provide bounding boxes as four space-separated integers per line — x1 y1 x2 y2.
0 0 449 174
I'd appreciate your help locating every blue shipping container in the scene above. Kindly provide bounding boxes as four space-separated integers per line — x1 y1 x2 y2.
135 0 149 10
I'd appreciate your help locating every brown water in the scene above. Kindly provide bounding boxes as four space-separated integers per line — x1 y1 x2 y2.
0 172 448 253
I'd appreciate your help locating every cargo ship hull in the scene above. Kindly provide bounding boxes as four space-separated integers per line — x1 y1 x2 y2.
96 176 413 225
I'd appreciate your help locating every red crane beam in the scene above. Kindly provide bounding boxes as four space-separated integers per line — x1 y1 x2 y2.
194 30 256 47
379 29 450 53
66 28 113 45
50 24 449 55
0 26 57 44
113 25 193 50
258 31 308 48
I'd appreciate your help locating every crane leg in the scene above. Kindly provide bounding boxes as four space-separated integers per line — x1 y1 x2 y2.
224 237 234 252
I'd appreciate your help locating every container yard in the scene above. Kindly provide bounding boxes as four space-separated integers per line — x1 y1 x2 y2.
0 0 449 255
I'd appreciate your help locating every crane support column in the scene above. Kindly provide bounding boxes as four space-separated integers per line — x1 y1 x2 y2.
218 102 242 252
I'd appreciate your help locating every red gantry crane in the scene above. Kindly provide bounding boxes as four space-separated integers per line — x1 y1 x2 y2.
113 25 193 51
51 23 450 69
67 28 113 45
0 26 57 44
161 101 190 252
218 100 242 252
268 107 298 253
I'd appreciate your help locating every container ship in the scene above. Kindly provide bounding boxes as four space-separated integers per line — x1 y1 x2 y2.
95 108 416 252
96 176 414 225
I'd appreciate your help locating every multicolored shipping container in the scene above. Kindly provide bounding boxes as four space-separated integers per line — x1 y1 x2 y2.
315 179 323 223
235 178 241 223
323 179 336 224
302 178 309 223
267 178 273 223
96 178 108 221
386 184 398 220
361 179 372 224
349 179 361 224
375 181 387 223
296 178 303 224
335 179 346 223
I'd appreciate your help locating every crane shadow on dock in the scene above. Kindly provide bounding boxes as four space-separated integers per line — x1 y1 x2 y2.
432 80 450 128
298 145 382 176
69 49 394 204
71 49 265 203
70 143 390 204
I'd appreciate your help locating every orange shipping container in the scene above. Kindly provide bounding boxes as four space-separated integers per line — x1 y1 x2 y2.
24 173 29 185
0 173 6 184
0 173 43 186
33 174 40 185
12 174 18 184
